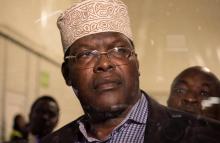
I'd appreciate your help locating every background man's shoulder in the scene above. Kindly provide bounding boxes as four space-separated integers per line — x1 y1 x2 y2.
41 116 84 143
145 96 220 143
161 107 220 143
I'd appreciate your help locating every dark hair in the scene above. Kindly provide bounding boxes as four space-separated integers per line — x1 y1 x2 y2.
30 95 59 114
13 114 24 130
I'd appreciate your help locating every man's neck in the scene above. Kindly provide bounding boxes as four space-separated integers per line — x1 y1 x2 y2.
86 102 135 140
84 91 142 140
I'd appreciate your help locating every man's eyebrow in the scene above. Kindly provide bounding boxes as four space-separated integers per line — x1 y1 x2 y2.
73 43 91 48
201 82 211 88
70 44 94 53
110 39 132 47
175 79 187 84
111 38 125 43
173 79 188 87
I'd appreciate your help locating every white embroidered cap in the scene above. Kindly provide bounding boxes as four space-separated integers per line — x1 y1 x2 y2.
57 0 133 53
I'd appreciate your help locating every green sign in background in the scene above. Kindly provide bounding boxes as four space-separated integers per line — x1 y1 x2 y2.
39 71 50 88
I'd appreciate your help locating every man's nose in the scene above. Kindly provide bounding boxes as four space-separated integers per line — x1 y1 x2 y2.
42 113 50 120
182 92 199 104
93 54 116 73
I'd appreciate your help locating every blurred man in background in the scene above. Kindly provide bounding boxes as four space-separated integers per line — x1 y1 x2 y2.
10 114 28 142
167 66 220 121
7 95 59 143
28 95 59 143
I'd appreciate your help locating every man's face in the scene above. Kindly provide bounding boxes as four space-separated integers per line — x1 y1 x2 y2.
167 70 220 120
30 100 59 137
17 116 26 130
63 32 140 120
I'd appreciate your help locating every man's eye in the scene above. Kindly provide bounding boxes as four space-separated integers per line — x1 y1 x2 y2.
174 88 187 95
77 51 94 59
117 47 128 53
113 47 130 57
200 90 209 97
48 112 57 118
36 109 44 114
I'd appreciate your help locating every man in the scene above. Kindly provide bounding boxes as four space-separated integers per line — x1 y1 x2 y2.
167 66 220 121
28 95 59 143
10 114 28 142
42 0 220 142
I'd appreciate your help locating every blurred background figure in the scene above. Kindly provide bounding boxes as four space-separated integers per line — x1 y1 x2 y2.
10 114 28 142
167 66 220 121
28 95 59 143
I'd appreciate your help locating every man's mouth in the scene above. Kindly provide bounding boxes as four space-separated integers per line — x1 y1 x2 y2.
94 78 122 91
181 106 199 114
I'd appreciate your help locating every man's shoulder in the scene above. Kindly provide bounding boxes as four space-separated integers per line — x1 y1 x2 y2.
144 90 219 125
42 116 84 143
144 93 220 143
150 97 220 130
162 107 220 142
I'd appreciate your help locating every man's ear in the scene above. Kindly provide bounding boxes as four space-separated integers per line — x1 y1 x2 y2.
134 53 140 76
61 62 72 86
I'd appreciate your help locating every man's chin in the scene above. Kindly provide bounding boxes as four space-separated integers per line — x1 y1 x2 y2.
182 108 199 114
84 104 127 122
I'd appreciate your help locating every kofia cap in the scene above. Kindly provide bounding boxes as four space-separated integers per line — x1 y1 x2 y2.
57 0 133 53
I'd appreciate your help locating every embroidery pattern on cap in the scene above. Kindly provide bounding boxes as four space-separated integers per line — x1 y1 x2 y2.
57 0 132 53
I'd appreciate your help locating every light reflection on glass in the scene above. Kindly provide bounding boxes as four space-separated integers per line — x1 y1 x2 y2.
35 10 61 27
195 54 205 66
197 25 202 31
217 48 220 62
201 97 220 110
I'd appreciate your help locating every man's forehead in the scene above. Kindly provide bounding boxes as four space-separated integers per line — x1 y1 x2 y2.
34 100 57 109
69 32 131 50
78 32 128 42
174 74 216 88
188 71 216 81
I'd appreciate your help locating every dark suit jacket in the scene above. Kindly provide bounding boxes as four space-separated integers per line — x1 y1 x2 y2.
42 91 220 143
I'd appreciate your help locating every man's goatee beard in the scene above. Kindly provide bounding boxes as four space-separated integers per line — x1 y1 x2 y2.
84 105 127 122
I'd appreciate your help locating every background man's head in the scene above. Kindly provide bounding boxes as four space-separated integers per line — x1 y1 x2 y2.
29 95 59 138
13 114 26 131
58 0 140 121
167 66 220 120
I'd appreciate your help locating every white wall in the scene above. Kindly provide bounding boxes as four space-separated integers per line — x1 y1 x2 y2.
4 39 29 140
125 0 220 105
0 36 6 141
0 1 84 140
